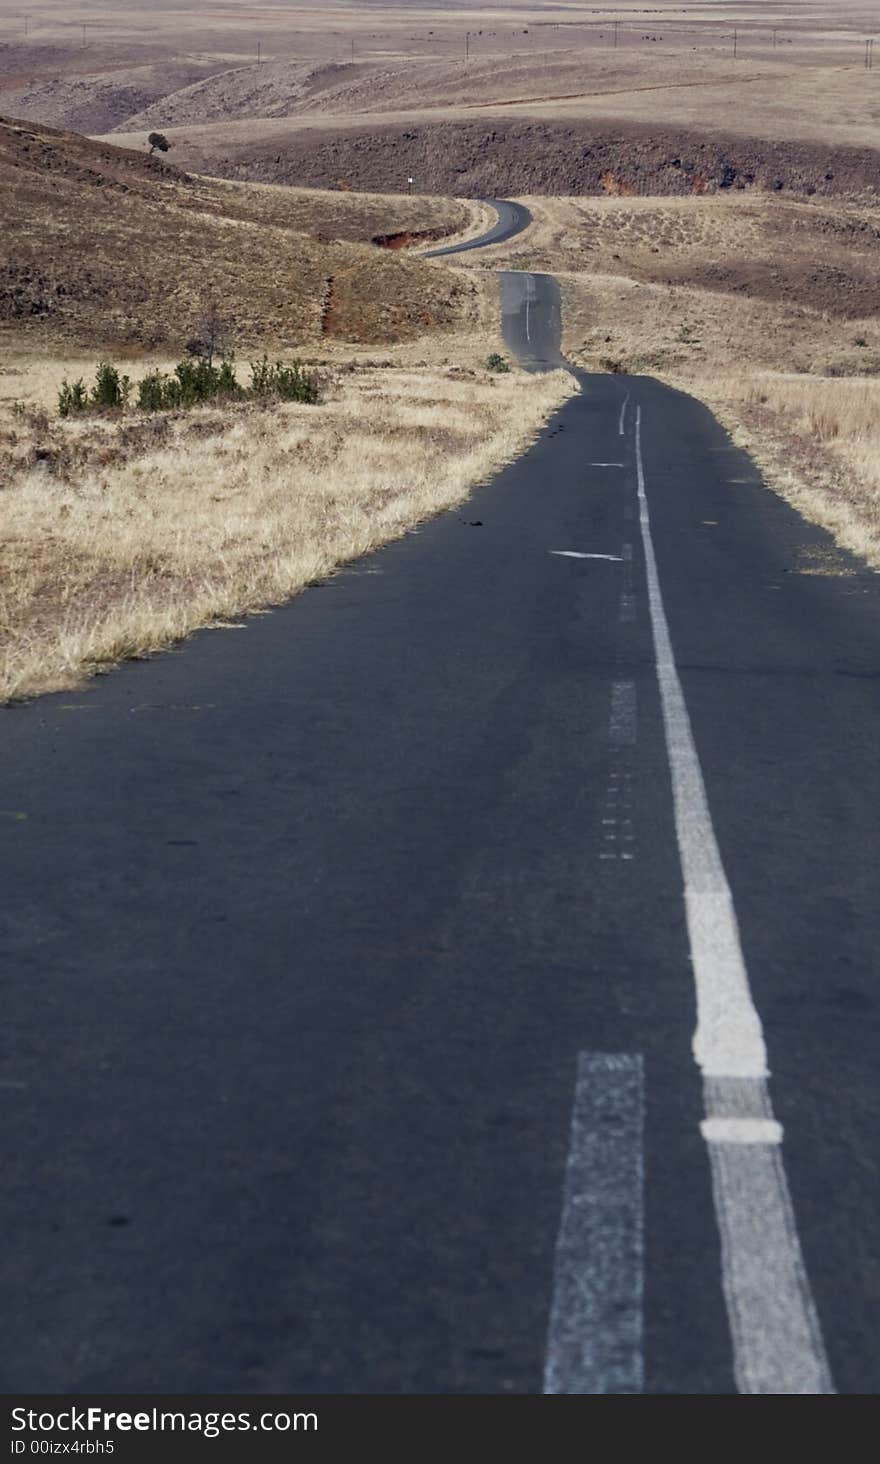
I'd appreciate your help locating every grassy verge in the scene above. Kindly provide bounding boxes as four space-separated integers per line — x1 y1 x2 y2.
0 351 575 703
695 375 880 571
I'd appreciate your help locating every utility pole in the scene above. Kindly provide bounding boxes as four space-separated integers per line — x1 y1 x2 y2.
865 37 874 70
733 26 738 59
465 32 469 60
82 23 86 48
772 27 778 51
257 40 261 66
613 21 619 49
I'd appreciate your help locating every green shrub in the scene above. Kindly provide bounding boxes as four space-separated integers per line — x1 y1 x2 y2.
250 354 274 397
486 352 511 373
250 355 319 403
138 369 169 412
58 379 89 417
59 354 316 418
90 361 131 410
216 358 240 398
172 356 242 406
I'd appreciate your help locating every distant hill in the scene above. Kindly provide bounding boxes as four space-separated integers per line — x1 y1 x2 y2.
0 115 476 353
0 61 227 135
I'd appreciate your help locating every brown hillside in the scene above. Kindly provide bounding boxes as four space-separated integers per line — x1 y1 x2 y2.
0 116 478 352
0 61 228 135
177 115 880 202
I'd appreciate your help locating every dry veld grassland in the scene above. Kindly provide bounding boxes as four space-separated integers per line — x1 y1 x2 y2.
0 117 572 701
1 0 880 698
1 356 573 703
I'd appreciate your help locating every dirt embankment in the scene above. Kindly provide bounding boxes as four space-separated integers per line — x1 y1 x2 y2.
202 117 880 200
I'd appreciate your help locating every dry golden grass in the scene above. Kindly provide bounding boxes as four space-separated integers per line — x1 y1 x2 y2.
0 127 523 704
699 375 880 569
0 350 576 703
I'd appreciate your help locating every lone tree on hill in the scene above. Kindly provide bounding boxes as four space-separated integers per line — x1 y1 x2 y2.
147 132 170 157
186 298 234 368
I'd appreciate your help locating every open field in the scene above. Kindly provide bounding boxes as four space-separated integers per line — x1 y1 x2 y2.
0 111 576 702
2 4 880 193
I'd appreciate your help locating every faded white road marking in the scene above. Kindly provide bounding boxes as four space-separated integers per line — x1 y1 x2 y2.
609 681 637 747
634 405 834 1395
619 393 630 436
588 461 626 468
544 1054 643 1395
600 680 636 862
525 295 531 342
549 551 622 561
620 541 636 623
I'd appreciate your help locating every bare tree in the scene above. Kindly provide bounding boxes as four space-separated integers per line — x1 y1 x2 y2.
185 298 234 367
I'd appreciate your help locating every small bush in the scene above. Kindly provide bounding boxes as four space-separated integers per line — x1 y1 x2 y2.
59 356 319 417
91 361 131 411
250 356 320 403
58 379 89 417
174 357 242 406
486 352 511 373
216 358 240 398
137 370 168 413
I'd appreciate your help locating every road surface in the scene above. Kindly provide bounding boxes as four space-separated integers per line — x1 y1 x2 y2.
423 198 532 258
1 219 877 1396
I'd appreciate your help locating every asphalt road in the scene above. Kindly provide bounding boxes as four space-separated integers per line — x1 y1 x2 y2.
1 233 877 1396
499 270 564 371
423 199 532 258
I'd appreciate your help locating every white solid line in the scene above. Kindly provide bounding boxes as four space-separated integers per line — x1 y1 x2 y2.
619 393 630 436
549 551 622 561
544 1053 643 1395
588 461 626 468
634 405 834 1394
635 408 764 1078
525 295 531 342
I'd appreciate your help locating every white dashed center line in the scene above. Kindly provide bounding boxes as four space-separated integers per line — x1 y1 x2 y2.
600 681 637 863
544 1053 644 1394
